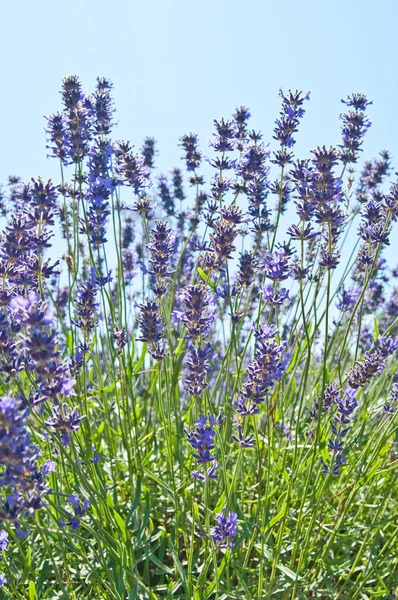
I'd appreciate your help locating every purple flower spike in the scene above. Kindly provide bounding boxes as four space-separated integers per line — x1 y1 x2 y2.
185 413 224 467
232 425 255 448
210 509 238 549
0 530 8 558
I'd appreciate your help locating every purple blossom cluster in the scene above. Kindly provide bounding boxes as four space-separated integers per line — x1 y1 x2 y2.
237 325 289 416
175 283 215 340
137 298 167 361
60 494 90 529
10 293 75 405
185 413 224 466
210 509 238 549
0 396 54 536
46 76 115 164
272 89 310 167
348 336 398 389
315 383 359 475
339 94 372 164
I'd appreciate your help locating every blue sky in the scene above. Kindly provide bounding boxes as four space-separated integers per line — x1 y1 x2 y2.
1 0 397 261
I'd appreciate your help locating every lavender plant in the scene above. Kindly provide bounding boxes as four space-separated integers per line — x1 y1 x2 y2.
0 75 397 599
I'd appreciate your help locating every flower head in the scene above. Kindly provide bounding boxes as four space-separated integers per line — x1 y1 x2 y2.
210 509 237 549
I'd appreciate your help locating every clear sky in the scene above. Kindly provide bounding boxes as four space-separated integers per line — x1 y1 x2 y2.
1 0 398 261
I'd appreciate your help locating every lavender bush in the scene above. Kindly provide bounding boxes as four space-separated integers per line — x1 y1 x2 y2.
0 76 397 599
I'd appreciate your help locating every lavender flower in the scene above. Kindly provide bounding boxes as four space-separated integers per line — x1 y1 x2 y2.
0 530 8 558
261 285 289 306
237 325 289 415
137 299 165 344
210 509 237 549
185 415 219 464
323 381 341 412
382 180 398 223
141 137 157 169
348 337 398 389
321 454 346 476
60 75 93 163
73 273 99 334
209 118 237 152
45 404 86 447
272 89 310 166
184 343 212 397
171 167 185 202
112 327 128 355
314 384 357 475
70 341 90 376
83 182 113 247
309 146 343 205
356 151 391 204
270 177 292 214
60 494 90 530
205 219 239 270
210 175 232 203
233 105 251 149
137 299 167 361
131 195 154 218
10 293 75 405
339 93 372 164
114 141 150 194
236 250 258 288
175 284 215 340
336 284 360 312
192 460 218 485
157 175 174 217
45 112 67 163
147 220 176 283
263 248 291 282
0 396 52 530
383 383 398 416
307 146 345 269
235 141 270 181
91 77 115 136
61 74 83 109
232 425 255 448
179 133 202 171
221 205 247 226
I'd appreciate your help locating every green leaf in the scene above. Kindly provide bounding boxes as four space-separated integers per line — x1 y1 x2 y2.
197 267 216 290
214 491 226 515
113 509 128 542
193 500 200 521
168 539 188 591
267 502 287 529
133 343 147 375
149 553 174 575
373 316 380 343
132 477 142 511
165 581 183 598
286 345 299 373
142 467 174 502
277 563 301 581
66 330 74 354
26 545 31 567
101 383 115 393
29 581 38 600
379 442 390 457
260 546 301 581
173 335 185 356
204 553 228 598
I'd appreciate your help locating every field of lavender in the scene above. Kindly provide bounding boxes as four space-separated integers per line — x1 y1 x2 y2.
0 76 397 599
